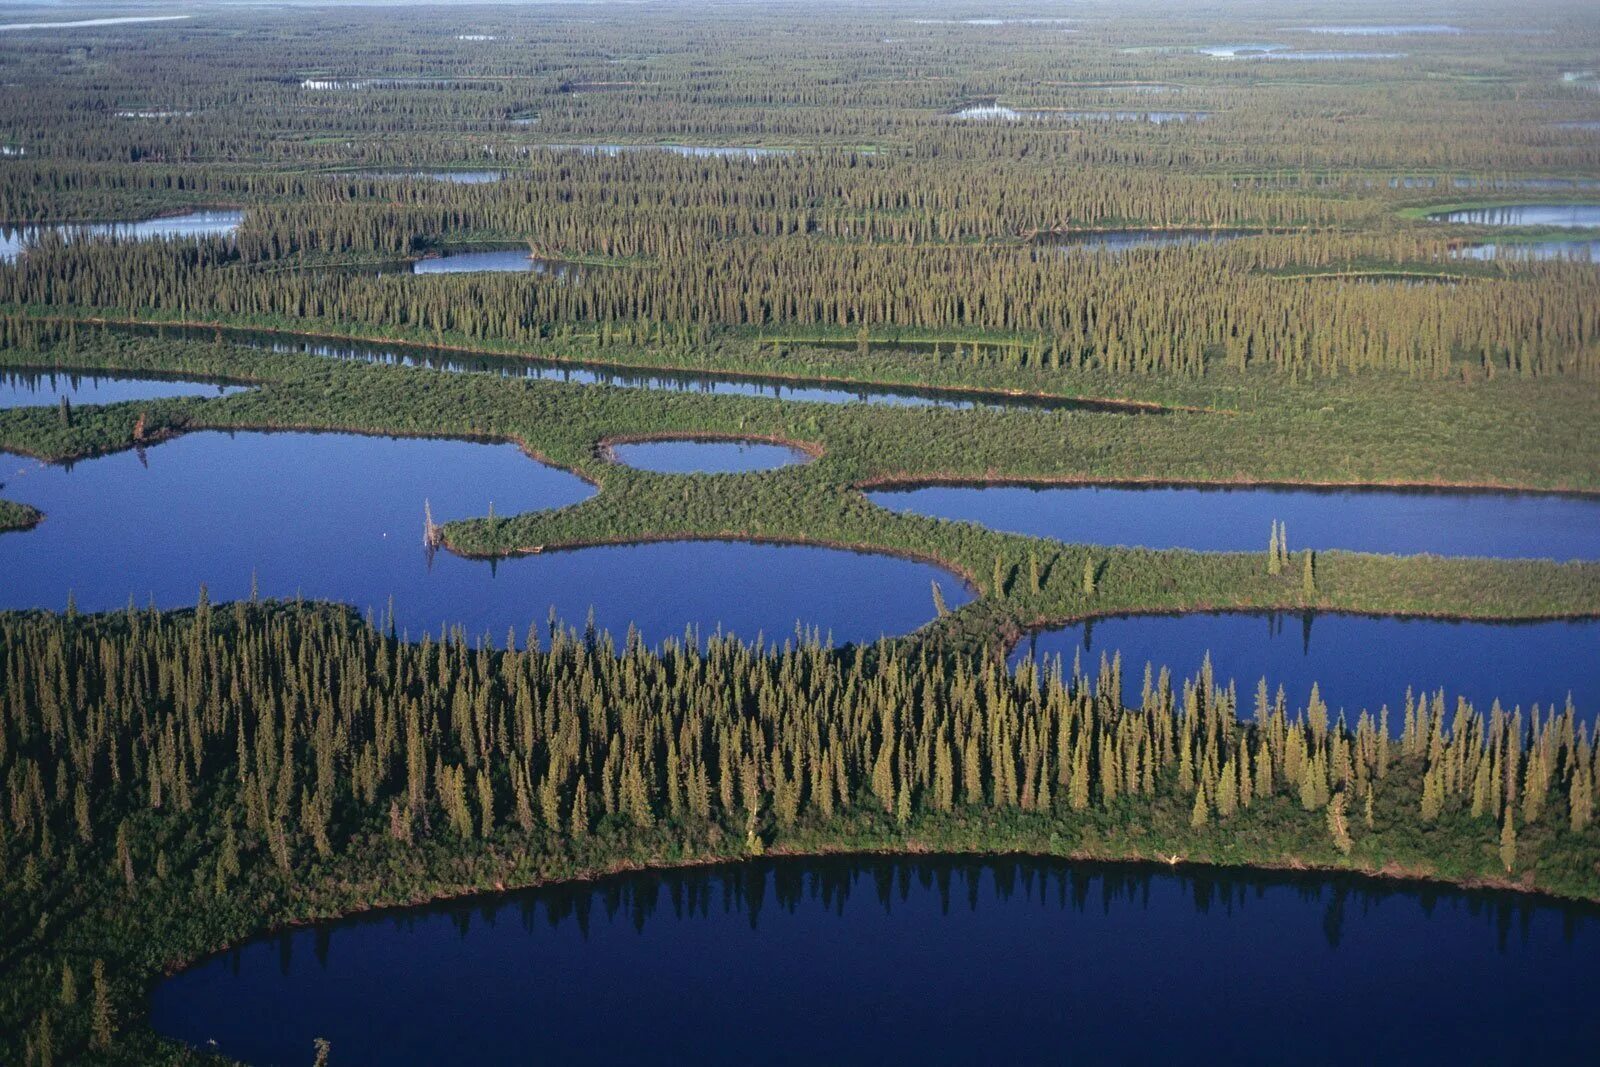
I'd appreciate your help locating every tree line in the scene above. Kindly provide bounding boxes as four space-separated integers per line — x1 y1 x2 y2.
3 600 1597 1061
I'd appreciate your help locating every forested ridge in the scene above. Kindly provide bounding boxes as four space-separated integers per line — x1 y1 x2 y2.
4 603 1598 1062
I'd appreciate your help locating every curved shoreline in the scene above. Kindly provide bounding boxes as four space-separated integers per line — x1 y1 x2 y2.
448 528 984 594
1002 603 1600 660
855 469 1600 499
149 836 1599 1001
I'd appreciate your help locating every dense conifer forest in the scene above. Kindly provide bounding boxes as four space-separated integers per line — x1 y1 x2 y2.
1 0 1597 1060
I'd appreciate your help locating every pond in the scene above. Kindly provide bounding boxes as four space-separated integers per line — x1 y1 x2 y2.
1199 44 1405 60
1044 229 1254 252
147 857 1600 1066
1012 614 1600 720
410 250 583 275
606 438 813 474
108 322 1147 414
864 483 1600 560
0 209 242 261
0 369 247 410
0 430 968 646
1428 204 1600 228
1455 239 1599 262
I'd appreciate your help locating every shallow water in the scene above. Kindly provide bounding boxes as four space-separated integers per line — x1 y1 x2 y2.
0 370 247 410
1429 204 1600 228
0 210 242 261
608 439 811 474
0 430 968 645
410 250 583 275
865 483 1600 560
148 857 1600 1067
1013 614 1600 719
1455 239 1598 262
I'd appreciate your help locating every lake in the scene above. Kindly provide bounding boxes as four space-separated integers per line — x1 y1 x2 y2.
148 857 1600 1066
0 209 242 262
607 438 813 474
0 369 248 410
410 251 584 275
0 430 968 646
1429 204 1600 228
865 483 1600 560
1012 614 1600 719
1455 239 1599 262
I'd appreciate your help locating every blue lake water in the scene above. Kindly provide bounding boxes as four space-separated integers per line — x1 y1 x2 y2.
147 857 1600 1066
1012 614 1600 720
608 439 812 474
0 209 242 261
410 251 583 275
0 430 966 645
1430 204 1600 228
1456 239 1599 262
865 483 1600 560
0 369 247 409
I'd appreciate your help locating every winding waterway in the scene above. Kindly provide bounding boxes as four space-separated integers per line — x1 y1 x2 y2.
0 369 247 409
148 857 1600 1066
0 430 967 645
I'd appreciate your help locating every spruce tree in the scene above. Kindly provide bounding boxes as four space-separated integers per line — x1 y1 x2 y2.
1499 804 1517 874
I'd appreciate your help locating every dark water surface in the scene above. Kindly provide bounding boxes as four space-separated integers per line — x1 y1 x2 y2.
866 483 1600 560
148 857 1600 1066
1430 203 1600 227
0 431 968 645
1013 614 1600 719
0 369 247 409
